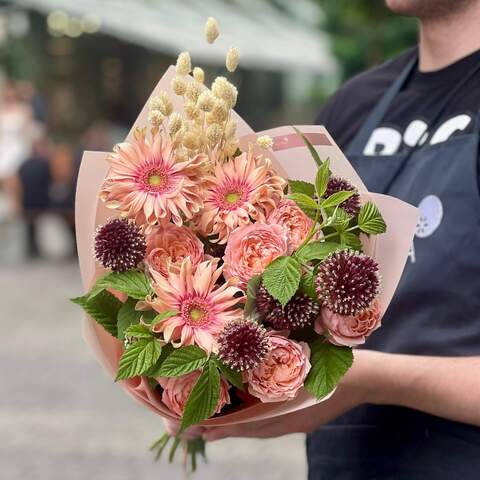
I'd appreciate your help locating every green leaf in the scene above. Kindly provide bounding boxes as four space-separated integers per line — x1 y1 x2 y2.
145 344 175 377
288 193 319 211
304 340 353 399
287 193 319 220
321 190 354 209
262 256 301 307
90 270 152 300
358 202 387 235
340 231 363 251
315 158 331 198
158 345 208 377
328 207 351 231
152 310 178 327
296 241 341 263
213 357 244 390
71 290 122 337
298 272 318 300
124 323 153 339
293 126 323 167
181 361 221 431
140 310 158 325
244 275 262 317
288 179 315 197
117 298 143 340
115 338 162 381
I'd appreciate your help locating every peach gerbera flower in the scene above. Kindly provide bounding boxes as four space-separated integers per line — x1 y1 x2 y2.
193 151 286 243
150 258 244 354
100 129 205 227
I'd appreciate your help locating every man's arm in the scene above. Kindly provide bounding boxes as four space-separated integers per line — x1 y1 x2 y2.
203 350 480 441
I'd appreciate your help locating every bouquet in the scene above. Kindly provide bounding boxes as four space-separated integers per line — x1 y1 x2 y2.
72 17 418 471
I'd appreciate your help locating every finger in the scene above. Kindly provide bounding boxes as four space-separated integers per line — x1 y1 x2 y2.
202 419 274 442
163 418 205 439
203 425 244 442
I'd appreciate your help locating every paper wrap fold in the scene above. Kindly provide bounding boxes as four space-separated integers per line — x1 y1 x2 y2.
76 66 419 426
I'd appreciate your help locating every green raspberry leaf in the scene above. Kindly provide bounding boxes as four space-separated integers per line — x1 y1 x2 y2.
358 202 387 235
296 241 341 263
244 275 262 318
157 345 208 377
115 337 162 381
89 270 152 300
124 323 153 339
288 179 315 197
298 272 318 300
340 231 363 251
181 360 221 431
328 207 351 231
213 357 244 390
304 340 353 399
321 190 354 209
145 344 175 378
71 290 122 337
117 298 143 340
262 256 301 307
287 193 320 220
315 157 331 198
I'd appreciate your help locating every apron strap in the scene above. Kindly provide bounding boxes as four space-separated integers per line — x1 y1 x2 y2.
348 56 418 155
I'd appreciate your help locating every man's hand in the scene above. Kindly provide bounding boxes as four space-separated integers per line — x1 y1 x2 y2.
203 349 480 441
203 349 373 442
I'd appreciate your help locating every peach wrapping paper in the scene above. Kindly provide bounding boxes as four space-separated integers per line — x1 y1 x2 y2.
75 66 419 426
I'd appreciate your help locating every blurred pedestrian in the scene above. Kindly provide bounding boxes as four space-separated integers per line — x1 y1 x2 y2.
0 82 37 213
18 135 51 258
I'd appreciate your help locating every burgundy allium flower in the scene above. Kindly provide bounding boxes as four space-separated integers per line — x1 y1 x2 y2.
94 218 146 272
315 250 380 316
218 320 271 372
256 285 320 330
325 177 361 216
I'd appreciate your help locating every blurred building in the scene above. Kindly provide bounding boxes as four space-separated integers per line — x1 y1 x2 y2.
0 0 337 144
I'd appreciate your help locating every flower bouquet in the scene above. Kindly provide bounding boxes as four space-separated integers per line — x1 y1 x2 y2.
72 17 418 471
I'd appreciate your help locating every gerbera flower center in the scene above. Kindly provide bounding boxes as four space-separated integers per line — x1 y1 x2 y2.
144 169 168 191
225 191 241 204
148 173 166 187
213 181 250 211
135 162 178 195
181 297 211 326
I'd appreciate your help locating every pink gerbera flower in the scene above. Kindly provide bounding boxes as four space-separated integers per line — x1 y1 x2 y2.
193 151 286 243
150 258 244 354
100 129 205 227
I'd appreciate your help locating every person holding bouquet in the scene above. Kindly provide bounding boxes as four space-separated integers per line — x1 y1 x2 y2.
204 0 480 477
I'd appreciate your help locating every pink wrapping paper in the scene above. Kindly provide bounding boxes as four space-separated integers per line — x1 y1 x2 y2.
76 67 419 426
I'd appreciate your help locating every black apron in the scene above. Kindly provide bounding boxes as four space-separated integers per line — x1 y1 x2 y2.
307 58 480 479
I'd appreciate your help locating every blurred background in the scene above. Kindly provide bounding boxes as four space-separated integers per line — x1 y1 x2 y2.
0 1 416 479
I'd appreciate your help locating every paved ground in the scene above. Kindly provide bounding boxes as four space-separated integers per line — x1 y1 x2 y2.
1 254 307 480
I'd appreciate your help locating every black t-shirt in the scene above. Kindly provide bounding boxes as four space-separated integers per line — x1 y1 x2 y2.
308 48 480 469
316 47 480 156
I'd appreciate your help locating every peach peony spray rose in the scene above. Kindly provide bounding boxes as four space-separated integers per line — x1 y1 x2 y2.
223 223 288 288
316 299 383 347
159 371 230 417
267 199 313 253
245 335 311 402
145 223 204 276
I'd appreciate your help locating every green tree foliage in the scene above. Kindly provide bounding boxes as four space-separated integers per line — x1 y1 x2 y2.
318 0 417 80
